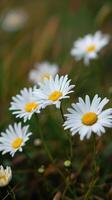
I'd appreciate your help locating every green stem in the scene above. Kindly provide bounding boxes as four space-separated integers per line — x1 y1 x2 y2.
34 114 65 180
84 178 97 200
40 129 54 163
68 134 73 162
84 134 97 200
93 134 97 175
60 105 65 122
62 181 70 200
34 114 55 163
60 105 73 161
59 106 75 198
62 175 76 199
7 185 16 200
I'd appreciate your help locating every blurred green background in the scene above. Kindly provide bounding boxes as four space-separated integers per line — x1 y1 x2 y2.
0 0 112 199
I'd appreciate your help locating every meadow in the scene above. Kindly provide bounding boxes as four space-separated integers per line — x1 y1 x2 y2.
0 0 112 199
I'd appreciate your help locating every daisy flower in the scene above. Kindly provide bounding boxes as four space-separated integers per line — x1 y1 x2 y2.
33 74 75 109
63 95 112 140
0 123 32 157
0 165 12 187
1 9 27 32
10 87 44 122
71 31 110 65
28 62 59 85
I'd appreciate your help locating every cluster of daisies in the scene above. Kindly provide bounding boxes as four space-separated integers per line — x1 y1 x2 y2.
0 31 111 187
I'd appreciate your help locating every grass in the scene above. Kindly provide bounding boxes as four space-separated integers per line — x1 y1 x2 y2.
0 0 112 199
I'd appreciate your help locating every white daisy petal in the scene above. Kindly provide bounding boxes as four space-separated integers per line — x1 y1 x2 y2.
9 87 44 122
28 62 59 85
33 74 75 109
0 165 12 187
71 31 110 65
0 123 32 157
63 95 112 140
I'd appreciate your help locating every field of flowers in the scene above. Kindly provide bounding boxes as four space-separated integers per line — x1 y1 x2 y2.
0 0 112 199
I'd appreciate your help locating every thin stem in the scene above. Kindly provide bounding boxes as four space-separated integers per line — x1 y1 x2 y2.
59 105 75 198
62 175 76 200
2 192 9 200
40 129 54 163
60 105 73 161
34 114 74 197
7 185 16 200
62 182 70 200
41 128 66 179
93 134 97 175
34 114 55 163
60 105 65 122
34 114 65 180
84 134 98 200
84 178 98 200
68 134 73 162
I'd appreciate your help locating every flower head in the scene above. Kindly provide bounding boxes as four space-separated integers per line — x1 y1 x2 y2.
28 62 59 85
63 95 112 140
71 31 110 65
0 165 12 187
64 160 72 168
0 123 32 156
38 165 45 174
10 87 43 122
33 74 75 109
1 9 27 32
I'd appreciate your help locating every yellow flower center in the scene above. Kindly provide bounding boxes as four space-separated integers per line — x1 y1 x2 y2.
48 91 62 101
25 102 38 112
82 112 97 126
12 138 23 149
0 175 7 182
86 44 96 53
41 73 51 81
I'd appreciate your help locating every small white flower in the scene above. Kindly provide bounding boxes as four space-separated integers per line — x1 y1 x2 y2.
0 165 12 187
63 95 112 140
28 62 59 85
33 74 75 109
1 9 27 32
71 31 110 65
10 87 43 122
0 123 32 157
